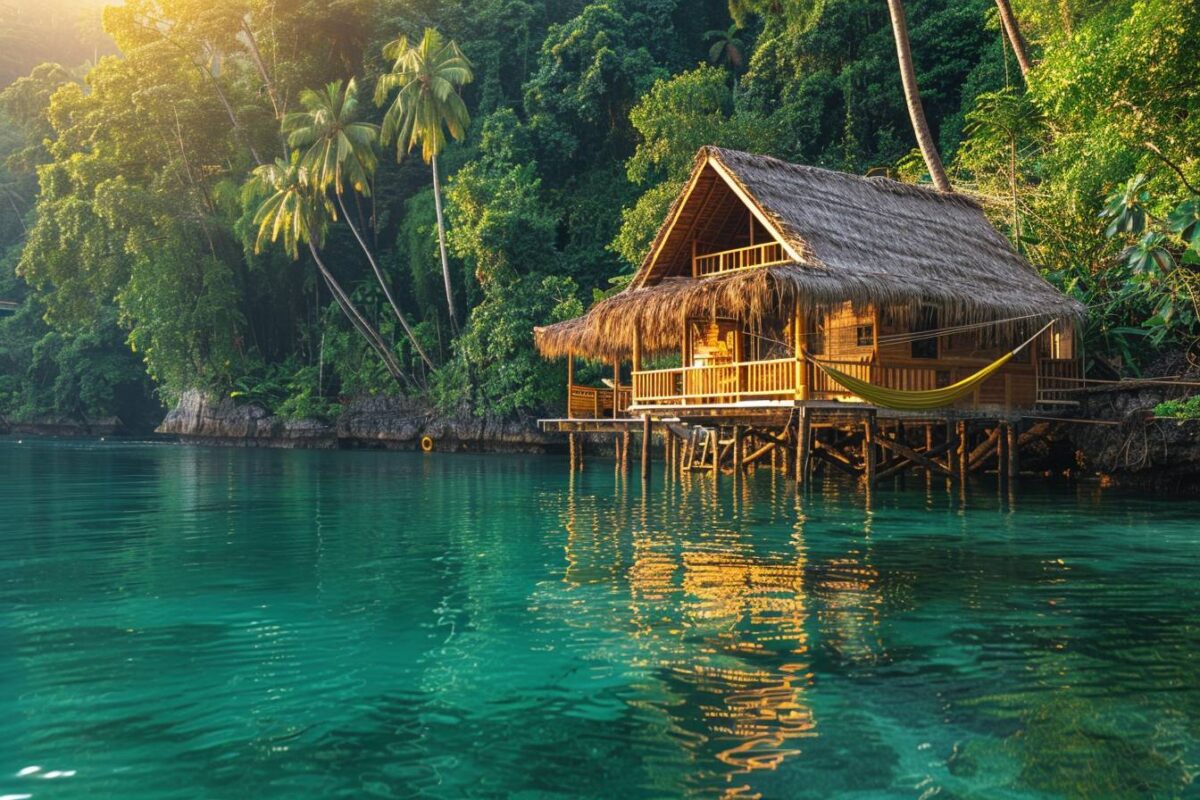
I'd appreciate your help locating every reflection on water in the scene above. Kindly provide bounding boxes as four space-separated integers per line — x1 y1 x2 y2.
1 439 1199 799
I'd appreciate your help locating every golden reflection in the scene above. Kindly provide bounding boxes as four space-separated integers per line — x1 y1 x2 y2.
551 473 890 795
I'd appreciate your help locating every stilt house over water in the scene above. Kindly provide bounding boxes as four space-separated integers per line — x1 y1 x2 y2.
534 146 1084 421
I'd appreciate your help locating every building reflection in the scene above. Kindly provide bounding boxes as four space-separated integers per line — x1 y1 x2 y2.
550 474 884 796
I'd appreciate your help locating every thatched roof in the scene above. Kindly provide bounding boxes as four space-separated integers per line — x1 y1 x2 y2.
535 146 1083 360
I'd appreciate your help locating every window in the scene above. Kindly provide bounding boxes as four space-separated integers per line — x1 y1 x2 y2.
809 317 826 355
911 306 939 359
856 324 874 347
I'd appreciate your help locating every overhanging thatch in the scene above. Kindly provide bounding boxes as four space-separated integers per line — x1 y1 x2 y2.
536 146 1084 361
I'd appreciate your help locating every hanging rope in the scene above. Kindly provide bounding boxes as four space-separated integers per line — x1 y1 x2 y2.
740 309 1062 351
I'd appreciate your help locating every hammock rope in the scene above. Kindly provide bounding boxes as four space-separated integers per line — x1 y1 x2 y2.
809 320 1057 411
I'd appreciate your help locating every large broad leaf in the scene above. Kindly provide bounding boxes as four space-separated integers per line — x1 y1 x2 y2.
1122 232 1175 275
1166 198 1200 253
1100 174 1149 237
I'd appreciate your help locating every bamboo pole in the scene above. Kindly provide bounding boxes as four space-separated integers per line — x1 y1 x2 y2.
732 426 742 473
956 421 968 481
796 409 812 488
1006 421 1020 480
863 416 876 487
641 414 651 481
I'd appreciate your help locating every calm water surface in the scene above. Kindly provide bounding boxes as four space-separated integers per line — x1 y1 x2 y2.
1 438 1199 799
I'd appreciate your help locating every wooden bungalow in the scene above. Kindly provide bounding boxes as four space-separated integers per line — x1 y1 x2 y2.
534 147 1084 483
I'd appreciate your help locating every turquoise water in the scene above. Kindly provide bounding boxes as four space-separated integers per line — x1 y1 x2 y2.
1 439 1198 799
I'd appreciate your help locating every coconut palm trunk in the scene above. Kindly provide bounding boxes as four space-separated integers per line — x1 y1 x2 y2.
430 154 459 335
994 0 1033 78
885 0 953 193
307 241 408 383
334 192 436 372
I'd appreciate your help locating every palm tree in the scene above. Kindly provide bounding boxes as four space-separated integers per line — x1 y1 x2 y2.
374 27 473 334
885 0 952 193
705 24 746 69
246 156 407 384
994 0 1033 78
283 79 435 373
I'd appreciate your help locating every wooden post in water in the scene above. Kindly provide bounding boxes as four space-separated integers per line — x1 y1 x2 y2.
641 414 651 481
996 422 1009 485
1006 421 1020 480
732 426 742 474
956 421 968 482
796 408 812 488
862 415 876 487
946 420 959 476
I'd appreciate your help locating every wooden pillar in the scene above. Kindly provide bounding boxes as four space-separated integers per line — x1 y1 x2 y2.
956 421 968 481
796 408 812 488
641 414 651 481
568 433 578 471
1006 421 1020 480
946 420 959 476
613 360 621 419
997 423 1009 483
566 351 575 419
621 430 630 471
732 426 743 473
794 304 809 401
862 415 876 487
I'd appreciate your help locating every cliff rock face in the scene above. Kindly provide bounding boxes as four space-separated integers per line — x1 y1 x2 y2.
157 390 336 448
157 390 556 452
1062 385 1200 491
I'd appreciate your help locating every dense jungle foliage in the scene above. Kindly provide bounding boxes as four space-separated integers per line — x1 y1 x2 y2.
0 0 1197 427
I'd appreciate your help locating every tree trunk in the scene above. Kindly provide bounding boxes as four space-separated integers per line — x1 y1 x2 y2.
430 154 459 335
307 240 408 385
335 192 436 372
885 0 952 193
994 0 1033 78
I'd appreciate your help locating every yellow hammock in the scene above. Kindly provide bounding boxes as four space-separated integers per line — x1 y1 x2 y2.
810 320 1056 411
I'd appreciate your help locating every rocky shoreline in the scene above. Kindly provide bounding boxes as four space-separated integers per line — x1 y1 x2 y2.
6 385 1196 492
153 390 561 453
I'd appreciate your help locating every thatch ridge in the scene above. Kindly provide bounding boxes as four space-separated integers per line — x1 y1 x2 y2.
538 146 1084 361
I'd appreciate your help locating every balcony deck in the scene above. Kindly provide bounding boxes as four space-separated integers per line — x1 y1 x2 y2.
692 241 788 278
563 356 1080 421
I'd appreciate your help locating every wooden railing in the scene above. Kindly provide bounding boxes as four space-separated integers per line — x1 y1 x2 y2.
808 359 872 400
567 383 632 418
634 358 797 405
1036 358 1081 405
692 241 787 278
628 355 1065 408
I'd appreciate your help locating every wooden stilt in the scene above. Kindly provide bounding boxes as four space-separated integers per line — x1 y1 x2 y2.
946 420 959 475
797 409 812 488
569 433 577 471
863 415 876 487
732 426 742 473
956 421 968 481
622 431 631 472
641 414 651 481
1007 421 1020 479
997 423 1009 483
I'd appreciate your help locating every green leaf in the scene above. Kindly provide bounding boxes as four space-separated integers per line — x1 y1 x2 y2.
1166 198 1200 252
